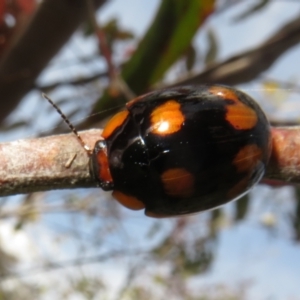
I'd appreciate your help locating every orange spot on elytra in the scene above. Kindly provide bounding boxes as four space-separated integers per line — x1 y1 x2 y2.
233 144 262 173
161 168 195 198
112 190 145 210
102 110 129 139
150 100 184 135
209 86 258 130
209 86 239 102
97 148 113 184
226 105 258 130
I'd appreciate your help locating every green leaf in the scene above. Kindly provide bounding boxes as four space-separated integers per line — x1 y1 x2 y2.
90 0 215 124
233 0 270 22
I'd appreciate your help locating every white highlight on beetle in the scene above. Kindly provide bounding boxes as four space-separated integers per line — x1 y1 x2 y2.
157 121 170 133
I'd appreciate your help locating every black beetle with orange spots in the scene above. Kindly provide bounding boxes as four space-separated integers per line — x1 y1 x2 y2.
89 85 271 217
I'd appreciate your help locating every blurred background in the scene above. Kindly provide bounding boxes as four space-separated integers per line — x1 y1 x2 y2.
0 0 300 299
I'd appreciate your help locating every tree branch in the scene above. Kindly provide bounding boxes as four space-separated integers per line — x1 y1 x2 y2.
0 0 108 124
172 13 300 86
0 130 102 196
35 71 108 93
0 127 299 197
265 127 300 182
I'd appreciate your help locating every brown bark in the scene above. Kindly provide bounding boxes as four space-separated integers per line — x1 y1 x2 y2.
0 130 102 196
0 127 299 197
265 127 300 183
0 0 108 124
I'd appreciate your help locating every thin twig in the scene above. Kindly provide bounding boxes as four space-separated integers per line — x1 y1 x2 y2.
85 0 135 100
86 0 115 79
35 71 108 92
0 250 148 279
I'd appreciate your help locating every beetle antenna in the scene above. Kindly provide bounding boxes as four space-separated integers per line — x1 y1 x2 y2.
42 93 92 155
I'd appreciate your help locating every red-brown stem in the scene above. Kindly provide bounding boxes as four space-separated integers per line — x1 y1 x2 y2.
85 0 135 100
86 0 116 79
96 28 115 79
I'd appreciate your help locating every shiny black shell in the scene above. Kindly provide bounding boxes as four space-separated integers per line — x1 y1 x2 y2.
90 85 271 217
